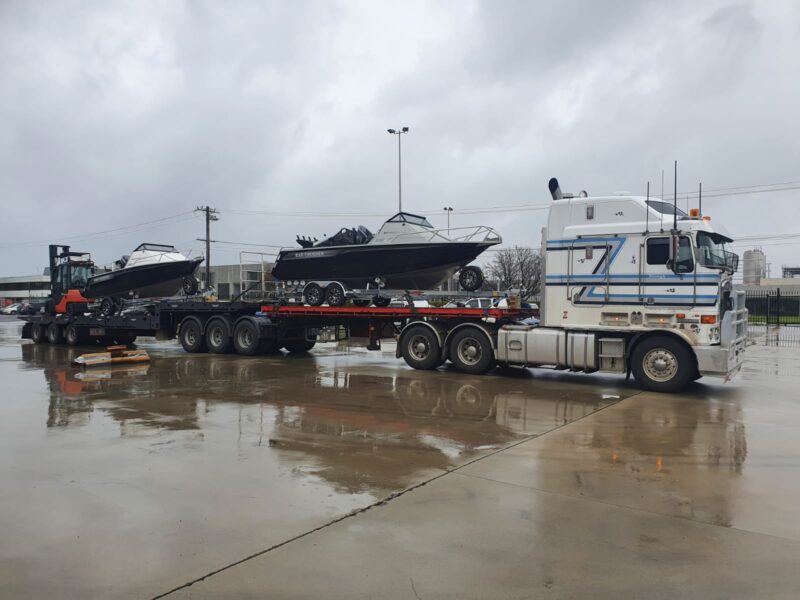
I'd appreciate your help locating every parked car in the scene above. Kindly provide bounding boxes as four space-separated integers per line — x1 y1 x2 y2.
18 301 46 315
1 303 22 315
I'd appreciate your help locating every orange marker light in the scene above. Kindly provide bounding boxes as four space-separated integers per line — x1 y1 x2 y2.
689 208 700 218
701 315 717 324
702 215 711 221
676 313 686 319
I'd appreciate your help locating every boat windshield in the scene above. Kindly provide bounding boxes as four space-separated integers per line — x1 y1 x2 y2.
387 212 433 228
134 243 176 252
696 231 738 272
646 200 689 218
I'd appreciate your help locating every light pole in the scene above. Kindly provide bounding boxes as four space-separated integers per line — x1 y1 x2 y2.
387 127 409 212
443 206 453 234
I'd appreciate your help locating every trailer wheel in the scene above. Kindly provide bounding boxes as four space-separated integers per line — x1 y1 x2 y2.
31 324 46 344
630 335 694 393
448 327 494 374
401 325 441 370
233 320 262 355
179 319 207 353
459 266 484 292
64 325 85 346
46 323 64 345
99 297 118 317
182 276 199 296
205 319 233 354
325 283 346 307
373 296 391 308
304 283 324 307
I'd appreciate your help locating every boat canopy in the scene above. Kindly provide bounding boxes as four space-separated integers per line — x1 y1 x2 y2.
312 225 374 248
134 243 178 252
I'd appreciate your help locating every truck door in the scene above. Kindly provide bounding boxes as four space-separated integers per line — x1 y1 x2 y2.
642 235 694 306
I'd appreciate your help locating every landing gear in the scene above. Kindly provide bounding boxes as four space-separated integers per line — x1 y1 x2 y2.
459 266 484 292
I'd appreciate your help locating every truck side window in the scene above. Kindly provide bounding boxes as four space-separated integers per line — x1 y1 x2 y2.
675 236 694 273
646 238 669 265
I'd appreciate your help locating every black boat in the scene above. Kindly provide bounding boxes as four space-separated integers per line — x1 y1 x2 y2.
272 212 501 293
84 243 203 301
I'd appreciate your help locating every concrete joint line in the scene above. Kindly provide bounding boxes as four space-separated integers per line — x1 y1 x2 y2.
153 395 631 599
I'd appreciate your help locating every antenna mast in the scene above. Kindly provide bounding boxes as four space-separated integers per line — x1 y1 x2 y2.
645 181 650 233
699 182 702 216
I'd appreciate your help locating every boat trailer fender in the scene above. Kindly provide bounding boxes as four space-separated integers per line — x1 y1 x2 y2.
396 321 447 361
233 315 275 340
442 323 496 361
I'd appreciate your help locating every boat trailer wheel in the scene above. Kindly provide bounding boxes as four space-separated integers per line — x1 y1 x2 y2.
100 297 118 317
182 276 199 296
303 283 324 307
459 266 484 292
325 283 346 307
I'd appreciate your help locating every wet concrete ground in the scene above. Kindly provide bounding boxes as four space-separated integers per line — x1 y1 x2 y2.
1 315 799 598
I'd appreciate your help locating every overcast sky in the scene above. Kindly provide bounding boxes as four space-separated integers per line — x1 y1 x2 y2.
1 0 799 277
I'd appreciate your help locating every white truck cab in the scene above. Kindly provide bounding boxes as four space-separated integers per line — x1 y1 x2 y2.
495 178 747 392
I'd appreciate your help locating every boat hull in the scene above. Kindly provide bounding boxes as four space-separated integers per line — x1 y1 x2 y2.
272 242 494 289
84 257 203 299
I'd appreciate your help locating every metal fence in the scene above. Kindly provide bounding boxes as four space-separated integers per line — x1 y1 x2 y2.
745 289 800 347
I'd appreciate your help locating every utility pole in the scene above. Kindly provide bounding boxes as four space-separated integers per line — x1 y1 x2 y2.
195 206 219 290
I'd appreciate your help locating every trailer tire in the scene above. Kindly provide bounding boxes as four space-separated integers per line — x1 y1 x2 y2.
179 319 207 353
325 283 346 307
233 319 268 356
31 324 46 344
448 327 494 374
182 276 199 296
46 323 64 345
100 297 118 317
304 283 324 307
283 337 317 353
400 325 441 370
205 318 233 354
64 325 85 346
459 266 484 292
630 335 694 393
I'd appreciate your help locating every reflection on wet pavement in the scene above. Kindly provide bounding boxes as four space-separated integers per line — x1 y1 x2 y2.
0 318 630 598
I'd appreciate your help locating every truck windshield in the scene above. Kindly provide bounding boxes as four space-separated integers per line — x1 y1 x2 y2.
696 232 738 273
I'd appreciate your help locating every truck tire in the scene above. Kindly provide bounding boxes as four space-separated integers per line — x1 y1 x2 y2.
46 323 64 345
205 318 233 354
401 325 441 370
448 327 494 374
179 319 207 353
283 338 317 353
325 283 346 307
31 324 46 344
630 335 694 393
64 325 85 346
303 283 324 307
233 319 264 356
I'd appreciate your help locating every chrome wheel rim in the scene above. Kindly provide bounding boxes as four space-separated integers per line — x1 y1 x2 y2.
643 348 678 382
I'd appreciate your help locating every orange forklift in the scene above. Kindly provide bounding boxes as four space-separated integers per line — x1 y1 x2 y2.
47 244 95 315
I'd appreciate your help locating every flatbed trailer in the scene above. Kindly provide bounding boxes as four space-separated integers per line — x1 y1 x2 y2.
20 299 535 375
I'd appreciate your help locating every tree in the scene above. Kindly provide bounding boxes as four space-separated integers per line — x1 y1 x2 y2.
487 246 542 297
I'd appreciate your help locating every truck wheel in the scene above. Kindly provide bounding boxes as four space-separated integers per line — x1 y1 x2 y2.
283 338 317 353
630 335 694 393
233 320 262 355
325 283 346 307
401 325 441 370
31 324 46 344
64 325 85 346
303 283 324 306
179 319 207 353
46 323 64 345
205 319 233 354
448 327 494 374
459 266 484 292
